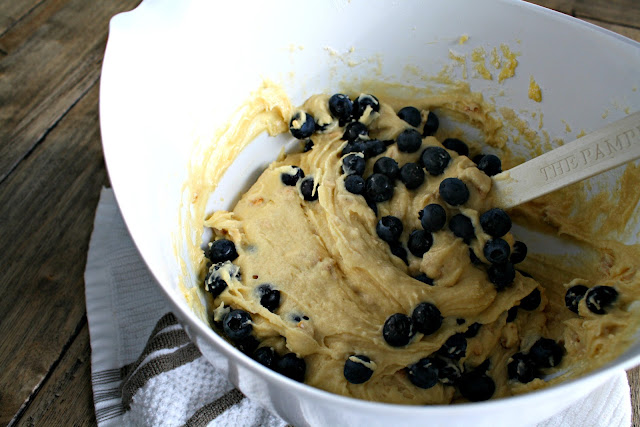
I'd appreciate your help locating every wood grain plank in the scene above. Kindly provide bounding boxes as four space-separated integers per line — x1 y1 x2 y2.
525 0 576 15
628 368 640 427
17 322 96 427
0 0 140 185
0 0 44 37
0 83 106 425
581 17 640 42
0 0 71 54
574 0 640 30
527 0 640 30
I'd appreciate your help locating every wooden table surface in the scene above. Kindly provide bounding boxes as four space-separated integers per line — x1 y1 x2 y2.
1 1 639 425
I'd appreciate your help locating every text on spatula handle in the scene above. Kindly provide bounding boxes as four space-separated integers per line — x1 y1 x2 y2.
539 125 640 182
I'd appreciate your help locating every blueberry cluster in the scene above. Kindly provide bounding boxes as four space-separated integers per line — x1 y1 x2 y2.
407 355 495 401
280 166 318 201
203 239 306 382
477 208 529 291
382 302 443 348
508 338 564 383
565 284 618 315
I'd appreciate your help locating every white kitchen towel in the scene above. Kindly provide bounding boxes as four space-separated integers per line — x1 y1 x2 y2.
85 188 632 426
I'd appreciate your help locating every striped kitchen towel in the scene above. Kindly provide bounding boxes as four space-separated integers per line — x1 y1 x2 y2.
85 188 631 426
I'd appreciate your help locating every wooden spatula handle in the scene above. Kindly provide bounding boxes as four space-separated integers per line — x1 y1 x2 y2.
492 111 640 209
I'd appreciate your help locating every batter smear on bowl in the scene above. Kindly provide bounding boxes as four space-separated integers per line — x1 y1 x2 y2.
189 85 640 404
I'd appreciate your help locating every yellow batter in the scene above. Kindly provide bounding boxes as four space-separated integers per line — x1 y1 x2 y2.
182 82 640 405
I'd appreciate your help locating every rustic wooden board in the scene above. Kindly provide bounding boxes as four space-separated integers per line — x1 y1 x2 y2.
582 17 640 42
574 0 640 30
628 369 640 427
18 322 96 427
1 0 639 425
0 83 106 425
0 0 71 54
0 0 140 185
0 0 43 37
528 0 640 29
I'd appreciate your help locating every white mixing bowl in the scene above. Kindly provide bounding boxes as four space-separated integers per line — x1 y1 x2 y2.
99 0 640 425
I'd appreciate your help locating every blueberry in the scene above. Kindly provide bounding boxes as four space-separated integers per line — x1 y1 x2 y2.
472 154 485 164
469 248 484 265
277 353 306 382
396 129 423 153
367 198 378 215
420 204 447 232
511 241 527 264
421 146 451 175
383 313 415 347
344 175 365 194
507 352 538 383
223 309 253 340
422 111 439 136
408 357 439 389
439 178 469 206
364 139 387 158
412 302 443 335
432 357 461 385
438 333 467 360
529 338 563 368
488 262 516 291
458 372 495 402
373 157 400 180
281 166 305 186
207 239 239 263
353 94 380 120
389 242 409 265
442 138 469 157
300 177 318 201
254 346 277 369
408 230 433 257
343 121 368 142
464 322 482 338
204 262 238 298
303 139 314 152
585 286 619 315
506 306 518 322
341 139 368 157
257 284 281 312
290 111 315 139
397 106 422 127
204 273 227 298
342 154 366 176
329 93 353 125
457 318 466 325
519 288 541 311
344 355 375 384
376 216 403 243
477 154 502 176
400 163 425 190
483 238 511 264
449 214 475 243
235 335 259 355
565 284 588 314
365 173 394 202
414 273 435 286
480 208 512 237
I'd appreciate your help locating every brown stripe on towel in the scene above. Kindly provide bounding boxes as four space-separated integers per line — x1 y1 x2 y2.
95 403 125 423
92 368 122 386
119 328 192 378
183 389 245 427
121 342 202 410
